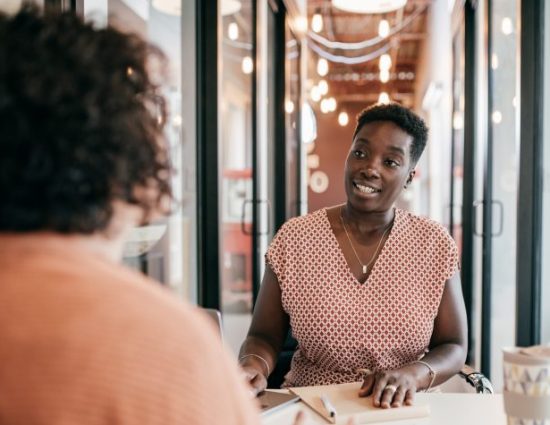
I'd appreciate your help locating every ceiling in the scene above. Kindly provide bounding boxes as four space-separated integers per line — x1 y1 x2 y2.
306 0 432 107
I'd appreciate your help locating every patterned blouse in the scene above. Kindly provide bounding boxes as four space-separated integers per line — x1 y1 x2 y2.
266 207 459 387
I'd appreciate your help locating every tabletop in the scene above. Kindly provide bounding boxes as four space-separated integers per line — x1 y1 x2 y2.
261 392 507 425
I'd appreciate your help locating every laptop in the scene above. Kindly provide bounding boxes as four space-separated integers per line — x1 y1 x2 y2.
258 390 300 416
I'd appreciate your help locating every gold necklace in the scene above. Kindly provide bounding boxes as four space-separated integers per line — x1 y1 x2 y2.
339 206 392 275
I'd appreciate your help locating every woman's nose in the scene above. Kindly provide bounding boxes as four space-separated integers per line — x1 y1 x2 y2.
363 166 380 179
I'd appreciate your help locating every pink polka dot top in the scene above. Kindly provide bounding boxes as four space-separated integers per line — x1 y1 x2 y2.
266 207 459 387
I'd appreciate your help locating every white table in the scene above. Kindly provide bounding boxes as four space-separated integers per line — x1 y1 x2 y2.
261 393 507 425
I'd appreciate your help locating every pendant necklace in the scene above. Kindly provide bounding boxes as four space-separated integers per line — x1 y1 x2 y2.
339 206 393 275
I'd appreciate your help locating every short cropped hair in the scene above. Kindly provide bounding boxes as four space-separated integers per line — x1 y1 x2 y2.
0 7 172 233
353 103 428 165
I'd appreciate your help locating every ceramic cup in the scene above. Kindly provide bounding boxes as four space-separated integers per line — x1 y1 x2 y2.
503 346 550 425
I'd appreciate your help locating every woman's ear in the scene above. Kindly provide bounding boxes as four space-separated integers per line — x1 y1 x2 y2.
404 169 416 188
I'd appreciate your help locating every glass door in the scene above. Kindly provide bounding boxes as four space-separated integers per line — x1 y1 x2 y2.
219 0 255 352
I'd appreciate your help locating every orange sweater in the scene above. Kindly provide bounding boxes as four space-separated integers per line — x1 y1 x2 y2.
0 234 259 425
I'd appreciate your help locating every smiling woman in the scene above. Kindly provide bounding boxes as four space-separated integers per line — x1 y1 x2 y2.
238 102 468 410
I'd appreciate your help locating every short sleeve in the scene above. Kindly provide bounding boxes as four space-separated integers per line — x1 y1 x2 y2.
265 221 290 282
434 229 460 283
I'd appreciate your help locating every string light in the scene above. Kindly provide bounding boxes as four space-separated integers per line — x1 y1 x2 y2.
228 22 239 40
312 12 323 33
379 68 390 83
378 92 390 104
318 79 329 95
338 111 349 126
378 19 390 38
241 56 253 74
317 58 329 76
327 97 337 112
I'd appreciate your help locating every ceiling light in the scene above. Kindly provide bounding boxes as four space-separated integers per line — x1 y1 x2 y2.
318 79 329 95
152 0 180 16
221 0 241 16
317 58 329 76
241 56 253 74
378 92 390 104
379 69 390 83
378 19 390 38
332 0 407 14
338 111 349 126
312 12 323 33
379 53 392 71
228 22 239 40
501 17 513 35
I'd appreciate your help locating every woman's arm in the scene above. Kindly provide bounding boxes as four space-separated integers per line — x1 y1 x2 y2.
360 271 468 407
239 264 290 395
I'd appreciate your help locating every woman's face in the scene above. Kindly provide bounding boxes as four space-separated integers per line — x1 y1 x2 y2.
344 120 415 213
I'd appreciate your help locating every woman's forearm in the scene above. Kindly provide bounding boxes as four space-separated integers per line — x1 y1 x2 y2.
408 342 467 390
238 335 280 377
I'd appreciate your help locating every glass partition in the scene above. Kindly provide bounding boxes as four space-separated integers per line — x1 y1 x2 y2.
542 0 550 344
487 0 519 389
79 0 196 301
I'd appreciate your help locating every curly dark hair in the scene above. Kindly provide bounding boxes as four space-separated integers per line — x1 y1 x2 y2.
353 103 428 164
0 6 172 233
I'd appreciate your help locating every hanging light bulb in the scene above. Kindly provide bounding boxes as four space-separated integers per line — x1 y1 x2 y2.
317 58 329 76
285 100 295 114
378 19 390 38
501 17 513 35
379 53 392 71
312 11 323 33
320 98 331 113
338 111 349 126
318 79 329 95
228 22 239 40
294 16 308 33
378 92 390 104
310 86 321 102
379 68 390 83
241 56 253 74
491 53 499 69
327 97 337 112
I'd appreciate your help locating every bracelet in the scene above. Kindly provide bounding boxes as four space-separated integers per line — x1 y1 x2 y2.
413 360 436 392
239 353 270 377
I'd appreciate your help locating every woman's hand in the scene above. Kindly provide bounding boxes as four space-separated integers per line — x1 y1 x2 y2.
358 366 420 408
241 364 268 396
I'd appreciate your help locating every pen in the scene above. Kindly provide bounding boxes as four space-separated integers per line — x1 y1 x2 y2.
320 394 337 418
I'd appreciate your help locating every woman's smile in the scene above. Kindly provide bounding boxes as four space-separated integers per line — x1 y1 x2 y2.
353 181 381 196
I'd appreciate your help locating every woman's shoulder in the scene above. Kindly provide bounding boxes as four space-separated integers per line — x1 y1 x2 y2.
397 208 453 241
279 208 328 232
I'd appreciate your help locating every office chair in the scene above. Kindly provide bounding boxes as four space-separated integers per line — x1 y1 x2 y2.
267 332 494 394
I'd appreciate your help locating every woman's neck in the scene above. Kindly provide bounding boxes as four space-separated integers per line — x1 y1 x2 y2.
341 203 395 236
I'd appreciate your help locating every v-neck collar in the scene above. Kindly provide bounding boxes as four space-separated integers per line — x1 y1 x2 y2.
323 207 400 285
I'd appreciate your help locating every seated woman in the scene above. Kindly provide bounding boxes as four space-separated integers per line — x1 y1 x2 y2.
239 103 468 409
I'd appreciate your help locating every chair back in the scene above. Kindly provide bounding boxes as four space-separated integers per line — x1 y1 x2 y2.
203 308 224 342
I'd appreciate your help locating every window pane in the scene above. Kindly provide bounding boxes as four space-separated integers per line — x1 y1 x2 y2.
542 0 550 344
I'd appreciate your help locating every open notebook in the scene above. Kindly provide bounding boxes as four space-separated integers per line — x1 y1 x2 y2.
289 382 430 424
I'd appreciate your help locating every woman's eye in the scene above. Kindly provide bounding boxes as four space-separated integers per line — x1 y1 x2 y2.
385 159 400 167
353 150 365 158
